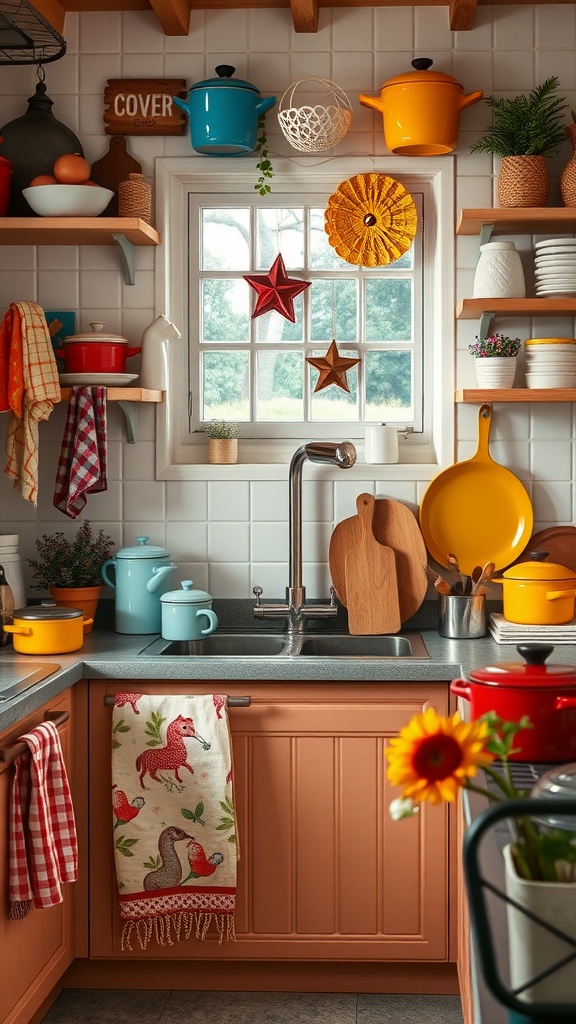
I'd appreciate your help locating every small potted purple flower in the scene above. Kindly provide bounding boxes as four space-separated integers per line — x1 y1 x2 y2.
469 332 522 388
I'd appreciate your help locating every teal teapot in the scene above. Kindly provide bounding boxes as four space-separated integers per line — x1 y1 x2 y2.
101 536 176 634
173 65 276 155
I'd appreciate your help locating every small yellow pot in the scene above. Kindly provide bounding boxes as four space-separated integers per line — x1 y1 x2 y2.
492 559 576 625
3 604 91 654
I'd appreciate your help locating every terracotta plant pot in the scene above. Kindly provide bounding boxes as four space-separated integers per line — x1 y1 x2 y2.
49 585 103 633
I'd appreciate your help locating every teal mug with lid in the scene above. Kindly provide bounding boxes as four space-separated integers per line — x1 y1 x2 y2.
160 580 218 641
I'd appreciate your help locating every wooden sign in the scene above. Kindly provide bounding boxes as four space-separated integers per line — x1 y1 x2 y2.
104 79 187 136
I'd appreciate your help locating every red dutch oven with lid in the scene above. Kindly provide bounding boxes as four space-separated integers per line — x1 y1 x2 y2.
450 644 576 762
55 324 140 373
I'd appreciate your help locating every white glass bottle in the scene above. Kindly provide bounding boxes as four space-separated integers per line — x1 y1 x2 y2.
473 241 526 299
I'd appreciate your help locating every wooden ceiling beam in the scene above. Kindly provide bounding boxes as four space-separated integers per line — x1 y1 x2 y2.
449 0 478 30
144 0 191 32
290 0 318 32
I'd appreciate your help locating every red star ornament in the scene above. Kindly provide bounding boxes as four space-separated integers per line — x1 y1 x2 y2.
243 253 311 323
306 340 361 394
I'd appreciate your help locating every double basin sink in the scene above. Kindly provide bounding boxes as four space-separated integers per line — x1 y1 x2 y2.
139 632 430 659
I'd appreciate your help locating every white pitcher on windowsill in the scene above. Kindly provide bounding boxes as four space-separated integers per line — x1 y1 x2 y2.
139 314 181 391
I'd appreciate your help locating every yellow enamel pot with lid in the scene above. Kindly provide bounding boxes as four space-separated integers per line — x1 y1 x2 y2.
359 58 483 155
3 603 91 654
492 557 576 625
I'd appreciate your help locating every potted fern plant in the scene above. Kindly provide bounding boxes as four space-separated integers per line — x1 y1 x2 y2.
28 520 115 632
470 76 569 207
205 419 240 464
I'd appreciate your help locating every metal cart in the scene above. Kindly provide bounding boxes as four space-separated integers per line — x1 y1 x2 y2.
463 797 576 1024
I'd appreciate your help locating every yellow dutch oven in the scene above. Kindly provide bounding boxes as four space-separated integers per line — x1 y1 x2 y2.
492 558 576 625
359 57 483 156
3 603 91 654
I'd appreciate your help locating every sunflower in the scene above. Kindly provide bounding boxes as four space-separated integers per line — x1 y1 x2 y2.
324 172 418 267
385 709 495 805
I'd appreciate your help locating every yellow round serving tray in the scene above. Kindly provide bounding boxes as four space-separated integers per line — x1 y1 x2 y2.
324 172 417 268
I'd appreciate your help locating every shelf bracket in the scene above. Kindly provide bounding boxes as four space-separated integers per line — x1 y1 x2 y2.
479 312 494 338
117 400 138 443
478 223 495 248
112 232 136 285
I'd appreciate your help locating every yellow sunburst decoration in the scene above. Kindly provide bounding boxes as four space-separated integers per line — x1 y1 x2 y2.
324 172 418 268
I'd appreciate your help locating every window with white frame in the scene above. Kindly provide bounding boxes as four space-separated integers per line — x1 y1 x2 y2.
154 156 454 475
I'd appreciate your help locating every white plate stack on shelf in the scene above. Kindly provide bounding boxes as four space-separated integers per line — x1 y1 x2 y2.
489 612 576 643
524 337 576 388
534 237 576 297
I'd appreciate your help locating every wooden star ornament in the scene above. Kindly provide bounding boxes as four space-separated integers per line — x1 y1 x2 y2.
243 253 311 323
306 340 361 394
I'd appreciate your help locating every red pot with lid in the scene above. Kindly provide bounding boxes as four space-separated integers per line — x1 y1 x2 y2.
55 322 140 373
451 644 576 762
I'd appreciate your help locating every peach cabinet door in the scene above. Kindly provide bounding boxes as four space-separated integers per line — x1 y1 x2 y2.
0 690 76 1024
89 680 449 962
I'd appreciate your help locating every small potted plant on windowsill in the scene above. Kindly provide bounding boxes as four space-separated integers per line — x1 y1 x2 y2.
469 333 521 388
28 520 115 632
205 420 240 464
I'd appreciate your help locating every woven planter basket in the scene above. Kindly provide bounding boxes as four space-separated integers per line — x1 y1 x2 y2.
207 438 238 464
118 172 152 223
497 155 549 208
560 124 576 207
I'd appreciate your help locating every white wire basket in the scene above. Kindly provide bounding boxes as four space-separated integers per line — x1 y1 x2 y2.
277 77 353 153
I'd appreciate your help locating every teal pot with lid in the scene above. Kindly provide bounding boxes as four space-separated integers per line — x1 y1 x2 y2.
160 580 219 641
173 65 276 155
101 536 177 634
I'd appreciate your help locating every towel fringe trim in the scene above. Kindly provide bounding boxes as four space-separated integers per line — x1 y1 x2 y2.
121 910 236 951
9 899 33 920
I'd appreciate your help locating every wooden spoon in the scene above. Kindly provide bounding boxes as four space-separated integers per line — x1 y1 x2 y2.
424 564 452 596
471 560 496 596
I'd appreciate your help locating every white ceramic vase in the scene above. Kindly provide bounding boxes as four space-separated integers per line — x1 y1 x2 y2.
504 844 576 1005
474 356 517 388
473 241 526 299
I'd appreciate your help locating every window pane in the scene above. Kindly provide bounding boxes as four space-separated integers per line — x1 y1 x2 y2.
309 348 359 420
309 208 351 270
365 350 412 418
202 280 250 342
310 279 357 341
202 209 250 270
257 351 304 420
202 350 250 420
256 208 304 269
255 302 304 343
365 279 412 341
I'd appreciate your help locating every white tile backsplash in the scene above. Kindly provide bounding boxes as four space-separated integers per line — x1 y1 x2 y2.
2 5 576 600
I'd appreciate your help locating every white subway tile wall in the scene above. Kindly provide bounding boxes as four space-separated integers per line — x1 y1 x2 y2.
1 5 576 600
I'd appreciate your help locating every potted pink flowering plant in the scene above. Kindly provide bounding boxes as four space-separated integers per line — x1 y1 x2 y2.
469 332 521 388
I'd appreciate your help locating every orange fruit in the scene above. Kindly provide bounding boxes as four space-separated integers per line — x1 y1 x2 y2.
29 174 57 186
53 153 91 184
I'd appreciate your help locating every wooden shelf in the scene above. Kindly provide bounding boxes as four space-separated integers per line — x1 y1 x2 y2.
457 298 576 319
456 388 576 402
0 217 160 246
457 208 576 237
58 387 163 402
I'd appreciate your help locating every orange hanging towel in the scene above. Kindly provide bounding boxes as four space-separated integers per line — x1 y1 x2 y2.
0 301 61 504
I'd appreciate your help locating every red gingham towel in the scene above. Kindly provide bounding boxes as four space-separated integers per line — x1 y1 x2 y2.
53 385 107 519
8 720 78 919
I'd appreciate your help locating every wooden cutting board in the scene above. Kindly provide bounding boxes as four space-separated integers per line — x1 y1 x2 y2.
90 136 142 216
344 494 401 635
329 494 428 623
515 526 576 572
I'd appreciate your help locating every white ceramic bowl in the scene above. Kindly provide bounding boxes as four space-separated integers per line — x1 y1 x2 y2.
22 184 114 217
525 350 576 361
525 372 576 388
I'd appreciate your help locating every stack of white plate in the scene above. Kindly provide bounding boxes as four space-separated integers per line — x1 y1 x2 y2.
525 337 576 388
534 237 576 297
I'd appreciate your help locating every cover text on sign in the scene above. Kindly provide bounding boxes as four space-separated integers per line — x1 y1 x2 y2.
104 79 187 136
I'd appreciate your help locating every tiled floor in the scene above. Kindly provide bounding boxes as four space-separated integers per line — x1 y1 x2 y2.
41 989 463 1023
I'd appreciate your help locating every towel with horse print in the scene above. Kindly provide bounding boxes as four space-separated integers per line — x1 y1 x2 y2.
111 692 237 951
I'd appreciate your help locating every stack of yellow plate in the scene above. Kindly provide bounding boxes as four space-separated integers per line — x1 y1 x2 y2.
525 338 576 388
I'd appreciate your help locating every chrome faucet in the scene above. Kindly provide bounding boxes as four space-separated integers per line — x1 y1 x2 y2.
253 440 357 634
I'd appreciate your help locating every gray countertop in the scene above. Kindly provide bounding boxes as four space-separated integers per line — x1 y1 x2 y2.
1 614 576 733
